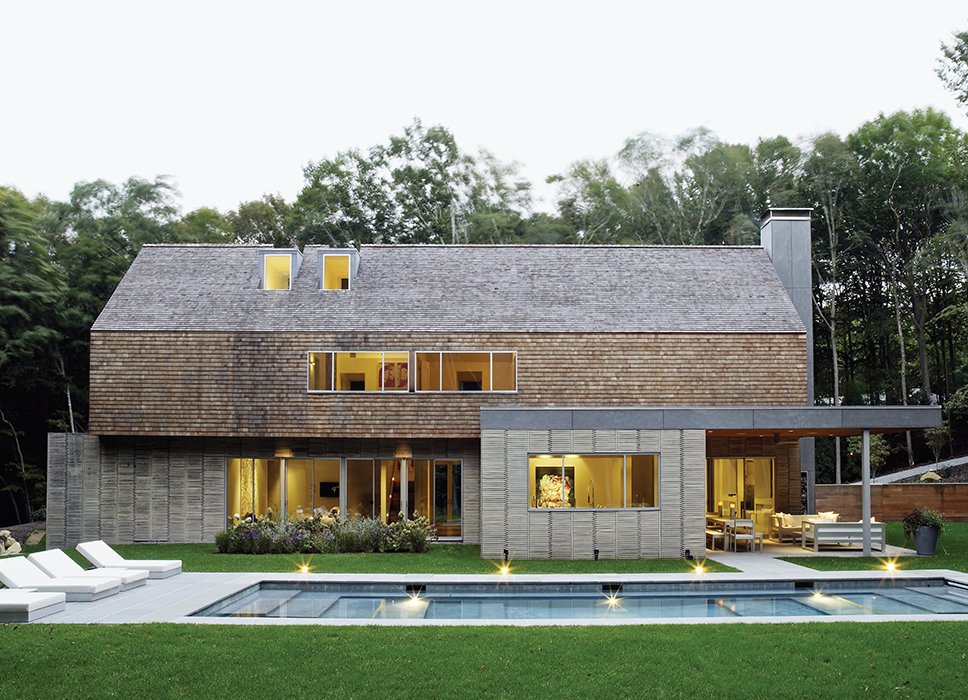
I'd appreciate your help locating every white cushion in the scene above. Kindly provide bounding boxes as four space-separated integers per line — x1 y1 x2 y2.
0 589 66 612
29 551 149 586
76 540 126 567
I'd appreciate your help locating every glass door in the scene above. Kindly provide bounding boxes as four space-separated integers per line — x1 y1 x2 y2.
346 459 375 519
434 460 462 537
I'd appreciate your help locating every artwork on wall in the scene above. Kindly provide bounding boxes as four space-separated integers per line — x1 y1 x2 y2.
379 362 409 389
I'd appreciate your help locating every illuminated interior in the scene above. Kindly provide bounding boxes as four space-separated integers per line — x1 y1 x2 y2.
226 458 282 519
284 459 340 518
323 255 351 290
410 459 462 537
707 457 774 518
415 351 516 392
528 454 658 509
264 254 292 290
308 351 409 391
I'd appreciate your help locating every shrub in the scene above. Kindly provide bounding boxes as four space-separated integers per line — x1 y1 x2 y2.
901 507 947 540
213 508 436 555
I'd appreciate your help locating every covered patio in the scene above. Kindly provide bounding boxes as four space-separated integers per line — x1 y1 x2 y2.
698 405 943 557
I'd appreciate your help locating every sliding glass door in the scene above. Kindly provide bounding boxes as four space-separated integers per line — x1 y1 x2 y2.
410 459 462 538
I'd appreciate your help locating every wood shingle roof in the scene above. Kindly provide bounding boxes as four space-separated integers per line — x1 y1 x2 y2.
92 243 805 334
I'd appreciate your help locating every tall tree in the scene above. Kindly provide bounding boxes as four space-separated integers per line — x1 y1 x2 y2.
0 187 66 521
938 29 968 113
801 133 859 481
230 195 294 247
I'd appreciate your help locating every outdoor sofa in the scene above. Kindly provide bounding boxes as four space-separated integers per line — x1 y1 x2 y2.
801 520 885 552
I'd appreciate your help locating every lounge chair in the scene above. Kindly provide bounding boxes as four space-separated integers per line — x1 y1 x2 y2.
29 549 149 591
0 557 122 602
0 589 67 623
77 540 182 579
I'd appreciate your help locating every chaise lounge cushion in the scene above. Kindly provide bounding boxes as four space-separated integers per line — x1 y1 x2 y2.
77 540 182 579
0 589 67 623
29 549 149 590
0 557 122 600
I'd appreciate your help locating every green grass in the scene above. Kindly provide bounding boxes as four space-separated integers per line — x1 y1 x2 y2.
1 623 966 698
65 543 734 574
779 522 968 572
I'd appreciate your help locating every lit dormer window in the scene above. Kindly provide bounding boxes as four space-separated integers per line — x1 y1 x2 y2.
323 254 351 290
264 254 292 290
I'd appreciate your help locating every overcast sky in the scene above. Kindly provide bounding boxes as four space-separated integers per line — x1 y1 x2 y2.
2 1 967 214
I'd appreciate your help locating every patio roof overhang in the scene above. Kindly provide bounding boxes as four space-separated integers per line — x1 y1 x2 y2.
480 405 942 436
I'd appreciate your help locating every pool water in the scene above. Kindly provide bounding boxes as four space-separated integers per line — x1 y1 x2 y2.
192 580 968 620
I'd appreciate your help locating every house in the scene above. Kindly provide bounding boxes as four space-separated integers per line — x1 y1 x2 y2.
46 209 939 557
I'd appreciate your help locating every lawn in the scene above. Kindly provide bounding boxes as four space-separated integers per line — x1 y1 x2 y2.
779 522 968 572
1 622 966 698
63 542 735 574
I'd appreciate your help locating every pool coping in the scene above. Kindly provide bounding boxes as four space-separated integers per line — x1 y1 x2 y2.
32 568 968 626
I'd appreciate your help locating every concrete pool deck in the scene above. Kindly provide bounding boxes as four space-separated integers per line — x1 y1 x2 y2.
31 559 968 626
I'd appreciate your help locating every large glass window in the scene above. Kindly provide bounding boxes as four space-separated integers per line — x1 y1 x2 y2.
416 351 517 392
707 457 774 518
528 454 658 510
226 458 283 520
411 459 462 537
307 351 409 392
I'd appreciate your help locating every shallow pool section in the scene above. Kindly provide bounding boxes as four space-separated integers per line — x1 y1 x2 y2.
192 579 968 621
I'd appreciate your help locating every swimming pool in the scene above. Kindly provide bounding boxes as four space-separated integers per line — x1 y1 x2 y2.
192 579 968 621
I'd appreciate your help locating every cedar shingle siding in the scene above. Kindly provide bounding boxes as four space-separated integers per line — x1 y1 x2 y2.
89 331 806 437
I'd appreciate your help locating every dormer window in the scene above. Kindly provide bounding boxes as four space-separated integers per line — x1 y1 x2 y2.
323 254 351 290
264 254 292 290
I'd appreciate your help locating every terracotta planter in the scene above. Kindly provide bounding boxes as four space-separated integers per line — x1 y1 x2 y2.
914 525 940 556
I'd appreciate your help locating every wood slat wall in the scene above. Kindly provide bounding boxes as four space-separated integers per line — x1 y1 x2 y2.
46 434 481 547
89 331 806 438
816 484 968 521
480 428 706 560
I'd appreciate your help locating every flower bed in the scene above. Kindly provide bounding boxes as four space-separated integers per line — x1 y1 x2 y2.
214 508 436 555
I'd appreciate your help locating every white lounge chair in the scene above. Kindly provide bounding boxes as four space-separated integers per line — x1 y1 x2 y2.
0 557 122 602
77 540 182 579
0 589 67 623
29 549 149 591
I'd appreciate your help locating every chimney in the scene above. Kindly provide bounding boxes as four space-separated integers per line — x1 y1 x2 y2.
760 207 815 511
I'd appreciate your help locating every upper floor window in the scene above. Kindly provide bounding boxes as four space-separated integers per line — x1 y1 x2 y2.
323 254 351 290
415 351 516 392
308 351 409 392
264 254 292 290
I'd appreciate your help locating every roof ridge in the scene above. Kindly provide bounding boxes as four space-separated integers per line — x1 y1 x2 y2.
359 244 764 250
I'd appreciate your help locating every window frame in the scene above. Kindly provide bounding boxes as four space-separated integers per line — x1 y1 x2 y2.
526 453 661 512
263 253 293 291
414 350 518 393
306 350 411 393
321 253 352 291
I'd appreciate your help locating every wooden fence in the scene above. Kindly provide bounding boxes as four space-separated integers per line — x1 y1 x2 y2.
816 483 968 521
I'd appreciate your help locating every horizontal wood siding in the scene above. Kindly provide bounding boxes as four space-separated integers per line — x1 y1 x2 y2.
46 434 479 547
89 331 806 438
480 428 706 560
816 484 968 521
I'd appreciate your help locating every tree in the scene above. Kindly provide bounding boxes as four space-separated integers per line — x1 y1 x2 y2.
173 208 233 243
924 423 951 464
801 133 860 482
0 187 66 521
846 433 891 480
938 29 968 113
230 195 293 247
291 119 531 246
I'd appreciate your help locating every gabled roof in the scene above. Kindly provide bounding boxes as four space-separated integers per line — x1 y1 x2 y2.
91 244 805 334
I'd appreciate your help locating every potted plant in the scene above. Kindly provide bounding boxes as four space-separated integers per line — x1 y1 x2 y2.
902 507 946 556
